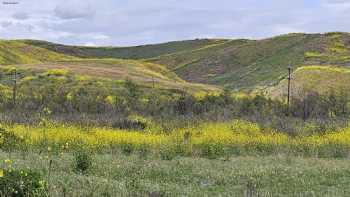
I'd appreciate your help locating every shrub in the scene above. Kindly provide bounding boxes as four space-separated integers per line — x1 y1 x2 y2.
112 116 148 131
199 143 226 159
0 169 48 197
231 120 261 136
73 149 93 174
305 51 323 58
159 145 177 160
0 128 24 152
43 69 69 77
137 144 150 159
120 143 134 156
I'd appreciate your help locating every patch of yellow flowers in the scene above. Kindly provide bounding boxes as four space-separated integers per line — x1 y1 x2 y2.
3 120 350 155
0 159 13 178
9 124 167 150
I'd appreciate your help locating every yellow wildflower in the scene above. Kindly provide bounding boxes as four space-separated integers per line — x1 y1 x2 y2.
4 159 12 165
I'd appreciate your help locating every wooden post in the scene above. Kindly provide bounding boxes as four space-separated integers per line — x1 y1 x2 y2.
287 64 292 113
12 69 17 107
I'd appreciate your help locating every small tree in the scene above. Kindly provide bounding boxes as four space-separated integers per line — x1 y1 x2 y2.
124 79 142 111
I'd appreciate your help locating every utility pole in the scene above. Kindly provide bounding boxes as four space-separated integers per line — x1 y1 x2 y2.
287 64 292 113
152 76 155 89
12 69 17 107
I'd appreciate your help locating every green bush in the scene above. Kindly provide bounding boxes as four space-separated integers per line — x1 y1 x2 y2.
73 149 93 174
159 145 177 160
121 143 134 156
112 115 149 131
0 128 24 152
0 169 48 197
231 120 261 136
199 143 226 159
137 144 150 159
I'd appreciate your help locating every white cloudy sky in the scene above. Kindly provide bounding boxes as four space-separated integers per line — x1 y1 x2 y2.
0 0 349 46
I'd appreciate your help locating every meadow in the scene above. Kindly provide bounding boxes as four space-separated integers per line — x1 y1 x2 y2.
3 33 350 196
1 67 350 196
2 152 350 197
2 120 350 196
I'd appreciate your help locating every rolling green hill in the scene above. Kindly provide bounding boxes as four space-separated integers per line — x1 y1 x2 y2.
0 40 75 65
3 32 350 93
22 39 227 60
11 59 220 93
147 33 348 90
0 39 220 93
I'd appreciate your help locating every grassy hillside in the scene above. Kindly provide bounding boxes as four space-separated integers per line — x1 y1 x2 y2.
5 32 350 92
147 32 350 91
304 32 350 65
269 65 350 98
0 40 219 93
10 59 219 93
23 39 227 60
147 33 324 90
0 40 75 65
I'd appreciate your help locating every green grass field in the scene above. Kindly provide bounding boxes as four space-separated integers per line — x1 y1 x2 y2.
1 120 350 196
2 152 350 197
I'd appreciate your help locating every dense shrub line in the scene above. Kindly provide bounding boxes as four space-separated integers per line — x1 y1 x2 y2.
1 68 350 134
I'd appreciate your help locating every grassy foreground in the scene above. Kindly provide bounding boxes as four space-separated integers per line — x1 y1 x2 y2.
1 152 350 197
3 120 350 196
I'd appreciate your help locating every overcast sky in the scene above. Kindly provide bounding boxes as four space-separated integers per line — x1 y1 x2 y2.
0 0 349 46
